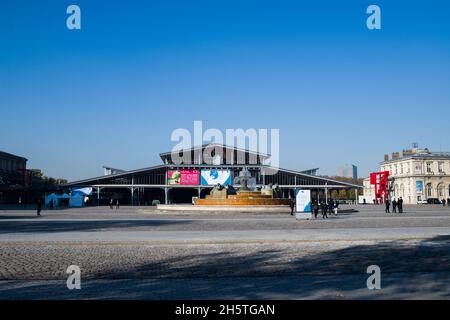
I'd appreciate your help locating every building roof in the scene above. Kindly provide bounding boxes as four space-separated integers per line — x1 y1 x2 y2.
381 151 450 164
299 168 320 175
65 164 167 186
159 143 271 161
65 163 361 188
0 151 28 162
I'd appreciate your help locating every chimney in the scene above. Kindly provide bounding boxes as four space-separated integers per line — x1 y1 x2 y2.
392 152 400 160
402 149 413 157
384 154 389 161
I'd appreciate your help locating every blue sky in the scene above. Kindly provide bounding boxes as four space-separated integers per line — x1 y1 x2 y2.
1 0 450 181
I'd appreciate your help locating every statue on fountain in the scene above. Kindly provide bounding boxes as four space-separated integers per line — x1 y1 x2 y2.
195 168 290 206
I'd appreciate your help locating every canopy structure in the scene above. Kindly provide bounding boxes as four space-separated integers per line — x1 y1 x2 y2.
65 144 362 205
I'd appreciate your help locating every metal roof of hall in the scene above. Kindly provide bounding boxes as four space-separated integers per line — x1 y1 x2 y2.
64 163 361 188
159 143 271 160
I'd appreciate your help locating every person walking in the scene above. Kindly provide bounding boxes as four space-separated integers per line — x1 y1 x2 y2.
328 199 334 214
109 198 114 210
398 197 404 213
36 198 42 216
447 197 450 207
443 198 447 207
334 199 339 215
290 199 295 216
392 198 397 213
321 200 328 219
312 200 319 219
115 199 120 210
385 199 390 213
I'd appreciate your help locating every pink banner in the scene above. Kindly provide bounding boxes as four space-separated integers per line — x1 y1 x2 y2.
167 169 199 185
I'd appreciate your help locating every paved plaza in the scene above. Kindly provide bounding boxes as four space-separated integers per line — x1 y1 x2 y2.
0 204 449 299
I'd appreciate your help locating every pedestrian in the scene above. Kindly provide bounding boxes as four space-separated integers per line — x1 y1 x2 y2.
321 201 328 219
313 200 319 219
398 197 403 213
36 198 42 216
116 199 120 209
49 198 54 210
109 198 114 210
328 199 334 213
290 199 295 216
334 199 339 215
392 198 397 213
443 199 447 207
447 197 450 207
385 199 390 213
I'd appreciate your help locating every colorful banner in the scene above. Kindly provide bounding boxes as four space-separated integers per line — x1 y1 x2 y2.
201 169 232 186
416 180 423 194
167 169 199 185
72 187 93 196
295 189 311 213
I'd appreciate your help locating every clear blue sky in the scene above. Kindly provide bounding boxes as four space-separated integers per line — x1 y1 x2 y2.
1 0 450 181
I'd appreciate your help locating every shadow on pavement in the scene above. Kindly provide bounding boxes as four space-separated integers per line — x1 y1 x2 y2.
0 236 449 299
0 220 191 234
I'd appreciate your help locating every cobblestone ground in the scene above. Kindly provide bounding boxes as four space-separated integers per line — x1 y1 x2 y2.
0 205 449 299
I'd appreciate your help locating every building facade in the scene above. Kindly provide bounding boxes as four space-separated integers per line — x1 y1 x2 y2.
363 146 450 204
0 151 27 173
65 144 361 205
0 151 28 203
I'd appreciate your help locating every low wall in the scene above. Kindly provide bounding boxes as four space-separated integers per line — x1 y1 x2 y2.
157 204 291 213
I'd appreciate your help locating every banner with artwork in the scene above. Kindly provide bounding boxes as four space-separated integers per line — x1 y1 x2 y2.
167 169 199 185
201 169 232 186
416 180 423 194
295 189 311 212
72 187 93 196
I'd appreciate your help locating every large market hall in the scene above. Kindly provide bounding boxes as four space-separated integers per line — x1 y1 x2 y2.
64 144 361 205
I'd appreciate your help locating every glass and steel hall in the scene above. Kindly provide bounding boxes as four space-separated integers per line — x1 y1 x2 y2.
64 144 362 205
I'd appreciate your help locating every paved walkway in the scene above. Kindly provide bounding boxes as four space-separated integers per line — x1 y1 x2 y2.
0 205 449 299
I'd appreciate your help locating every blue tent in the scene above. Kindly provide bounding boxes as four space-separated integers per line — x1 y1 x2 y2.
69 194 84 207
45 193 59 207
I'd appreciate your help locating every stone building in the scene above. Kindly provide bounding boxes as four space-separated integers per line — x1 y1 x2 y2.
363 145 450 204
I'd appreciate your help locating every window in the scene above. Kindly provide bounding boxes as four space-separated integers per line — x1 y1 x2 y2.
414 162 422 174
426 183 432 197
438 184 444 197
438 162 444 173
426 162 432 173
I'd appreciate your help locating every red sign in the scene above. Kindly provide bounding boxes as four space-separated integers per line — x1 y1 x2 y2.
167 169 199 185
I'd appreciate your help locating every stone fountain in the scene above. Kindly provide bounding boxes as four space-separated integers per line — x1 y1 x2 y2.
194 168 290 206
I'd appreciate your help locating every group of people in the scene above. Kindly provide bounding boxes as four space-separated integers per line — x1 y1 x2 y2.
289 198 340 219
311 199 339 219
109 198 120 210
385 197 404 213
442 198 450 207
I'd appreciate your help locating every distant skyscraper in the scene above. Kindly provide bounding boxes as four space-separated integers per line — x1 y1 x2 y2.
337 164 358 179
